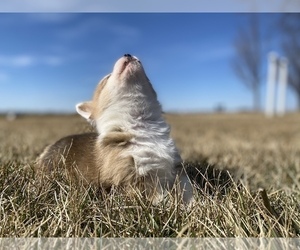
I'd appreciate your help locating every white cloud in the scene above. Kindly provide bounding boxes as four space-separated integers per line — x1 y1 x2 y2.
0 55 35 67
0 54 64 67
13 55 35 67
41 56 64 66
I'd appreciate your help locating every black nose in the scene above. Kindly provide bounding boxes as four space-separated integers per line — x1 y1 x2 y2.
124 54 132 58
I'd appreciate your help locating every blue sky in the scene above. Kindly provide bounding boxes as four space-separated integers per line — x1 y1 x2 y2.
0 13 298 113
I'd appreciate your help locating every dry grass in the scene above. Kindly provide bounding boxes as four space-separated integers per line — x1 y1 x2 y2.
0 113 299 237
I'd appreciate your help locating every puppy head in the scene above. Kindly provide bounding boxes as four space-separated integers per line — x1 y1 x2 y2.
76 54 159 124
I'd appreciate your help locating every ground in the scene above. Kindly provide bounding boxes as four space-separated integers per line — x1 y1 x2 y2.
0 113 299 237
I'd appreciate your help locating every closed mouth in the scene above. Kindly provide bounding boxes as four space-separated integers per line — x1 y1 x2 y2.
121 58 140 75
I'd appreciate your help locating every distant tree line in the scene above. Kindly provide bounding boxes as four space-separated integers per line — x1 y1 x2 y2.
280 14 300 110
232 13 300 112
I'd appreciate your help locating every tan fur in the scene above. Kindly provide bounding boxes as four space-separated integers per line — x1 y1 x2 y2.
37 131 135 184
37 131 165 201
75 74 111 121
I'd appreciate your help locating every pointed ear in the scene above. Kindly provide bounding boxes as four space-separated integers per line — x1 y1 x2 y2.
76 101 93 121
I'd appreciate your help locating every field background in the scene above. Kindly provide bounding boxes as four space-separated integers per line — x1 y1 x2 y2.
0 113 299 237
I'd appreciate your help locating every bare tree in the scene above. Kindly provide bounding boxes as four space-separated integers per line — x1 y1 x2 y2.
232 14 262 111
280 14 300 110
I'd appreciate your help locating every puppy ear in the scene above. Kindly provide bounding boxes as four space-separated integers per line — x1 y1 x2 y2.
76 101 93 121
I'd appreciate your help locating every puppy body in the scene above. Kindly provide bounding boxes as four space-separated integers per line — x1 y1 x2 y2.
37 55 193 203
38 133 135 188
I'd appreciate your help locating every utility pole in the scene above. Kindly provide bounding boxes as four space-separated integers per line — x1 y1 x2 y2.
265 52 278 118
277 57 288 116
265 52 289 118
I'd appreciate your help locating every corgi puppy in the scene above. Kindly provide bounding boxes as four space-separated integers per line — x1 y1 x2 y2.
37 54 193 204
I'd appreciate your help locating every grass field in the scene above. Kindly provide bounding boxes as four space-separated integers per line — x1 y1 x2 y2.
0 113 299 237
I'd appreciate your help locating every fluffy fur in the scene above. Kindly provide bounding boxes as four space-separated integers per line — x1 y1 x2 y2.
37 54 193 204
